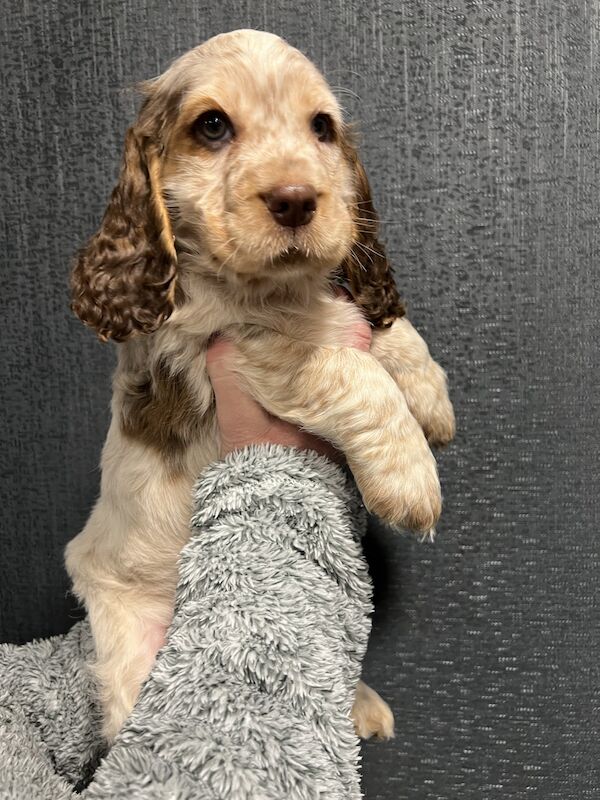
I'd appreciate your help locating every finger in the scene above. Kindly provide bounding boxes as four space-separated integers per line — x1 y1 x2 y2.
206 337 278 444
206 335 235 373
351 317 372 352
331 286 372 352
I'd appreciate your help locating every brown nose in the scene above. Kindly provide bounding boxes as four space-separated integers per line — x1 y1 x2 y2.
262 185 317 228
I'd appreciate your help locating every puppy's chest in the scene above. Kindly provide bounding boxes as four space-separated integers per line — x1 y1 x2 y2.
115 287 341 473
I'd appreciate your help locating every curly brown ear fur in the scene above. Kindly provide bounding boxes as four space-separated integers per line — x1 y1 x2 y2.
71 126 177 342
339 128 405 328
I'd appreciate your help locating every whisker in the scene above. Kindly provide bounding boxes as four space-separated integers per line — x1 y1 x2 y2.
330 85 362 102
353 242 376 264
348 248 368 273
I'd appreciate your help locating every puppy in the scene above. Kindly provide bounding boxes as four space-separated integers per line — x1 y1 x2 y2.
66 29 455 742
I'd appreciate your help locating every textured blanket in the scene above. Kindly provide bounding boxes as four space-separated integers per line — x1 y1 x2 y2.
0 446 372 799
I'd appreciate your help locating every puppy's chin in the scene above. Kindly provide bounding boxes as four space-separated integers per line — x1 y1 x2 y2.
176 221 351 294
227 247 343 286
200 237 348 285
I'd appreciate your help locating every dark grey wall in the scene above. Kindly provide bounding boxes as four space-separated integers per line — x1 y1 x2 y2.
1 2 599 798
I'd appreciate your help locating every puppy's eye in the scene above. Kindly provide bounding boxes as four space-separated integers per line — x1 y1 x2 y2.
311 113 334 143
191 110 234 146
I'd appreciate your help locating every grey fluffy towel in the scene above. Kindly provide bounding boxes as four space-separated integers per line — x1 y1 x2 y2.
0 446 373 799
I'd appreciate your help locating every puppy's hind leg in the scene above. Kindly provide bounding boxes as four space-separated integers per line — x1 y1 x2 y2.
352 680 395 740
80 584 171 742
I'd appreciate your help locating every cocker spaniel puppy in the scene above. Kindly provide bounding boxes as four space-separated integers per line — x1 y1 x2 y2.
66 29 455 743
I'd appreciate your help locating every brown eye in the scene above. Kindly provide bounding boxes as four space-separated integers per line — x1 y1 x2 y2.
311 113 334 142
191 110 234 147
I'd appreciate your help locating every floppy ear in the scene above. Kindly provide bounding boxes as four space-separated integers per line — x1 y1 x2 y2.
71 126 177 342
339 128 405 328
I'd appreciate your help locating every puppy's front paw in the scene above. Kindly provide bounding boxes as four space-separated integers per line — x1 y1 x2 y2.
421 391 456 448
399 361 456 449
355 433 442 532
352 681 395 740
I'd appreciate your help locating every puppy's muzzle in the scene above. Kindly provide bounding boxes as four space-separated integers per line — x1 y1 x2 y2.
262 184 317 228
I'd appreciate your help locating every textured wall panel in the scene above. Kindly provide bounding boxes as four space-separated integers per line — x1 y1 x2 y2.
0 2 598 798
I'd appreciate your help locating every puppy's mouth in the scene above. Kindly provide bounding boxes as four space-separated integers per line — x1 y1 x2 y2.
273 245 307 266
263 237 344 276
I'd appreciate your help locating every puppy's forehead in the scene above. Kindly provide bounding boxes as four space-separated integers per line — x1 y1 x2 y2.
159 30 341 127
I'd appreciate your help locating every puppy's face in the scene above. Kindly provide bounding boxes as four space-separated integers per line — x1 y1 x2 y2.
71 30 404 342
158 31 354 283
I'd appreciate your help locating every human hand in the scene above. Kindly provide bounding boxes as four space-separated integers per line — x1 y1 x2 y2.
206 302 372 459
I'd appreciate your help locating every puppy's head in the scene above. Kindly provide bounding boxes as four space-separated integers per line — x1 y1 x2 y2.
72 30 404 342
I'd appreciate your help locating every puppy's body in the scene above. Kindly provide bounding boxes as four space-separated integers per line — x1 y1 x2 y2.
66 30 455 742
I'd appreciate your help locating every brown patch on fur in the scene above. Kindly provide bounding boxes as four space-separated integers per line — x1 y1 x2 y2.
71 89 181 343
120 358 205 470
339 127 406 328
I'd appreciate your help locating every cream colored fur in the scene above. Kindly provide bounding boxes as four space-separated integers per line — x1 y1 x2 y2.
66 30 454 743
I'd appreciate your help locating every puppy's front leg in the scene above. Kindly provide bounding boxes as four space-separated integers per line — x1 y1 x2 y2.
231 331 441 532
371 318 456 448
